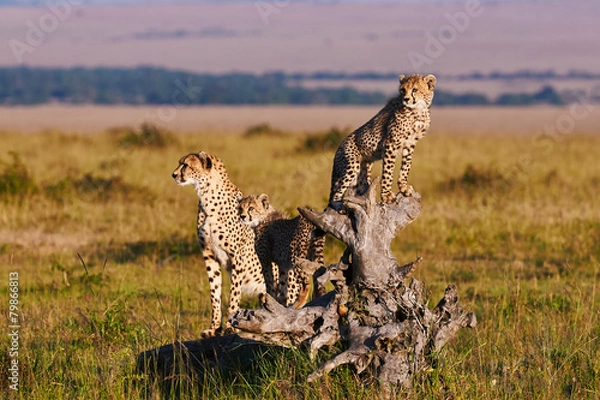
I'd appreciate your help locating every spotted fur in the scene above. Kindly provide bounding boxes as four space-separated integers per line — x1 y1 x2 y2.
239 194 325 309
172 152 266 337
329 74 436 210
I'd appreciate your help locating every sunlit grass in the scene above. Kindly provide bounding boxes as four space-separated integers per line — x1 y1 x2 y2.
0 127 598 399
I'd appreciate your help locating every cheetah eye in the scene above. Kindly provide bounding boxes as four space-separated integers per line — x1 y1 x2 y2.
248 206 254 213
412 88 417 93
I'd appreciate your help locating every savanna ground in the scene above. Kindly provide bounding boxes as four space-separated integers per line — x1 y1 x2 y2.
0 120 599 399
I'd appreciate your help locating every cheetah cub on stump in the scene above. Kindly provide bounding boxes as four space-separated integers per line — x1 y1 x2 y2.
239 194 325 309
329 74 436 210
172 152 266 338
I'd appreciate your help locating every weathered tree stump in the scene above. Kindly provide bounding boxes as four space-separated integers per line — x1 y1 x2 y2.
232 179 477 392
137 179 476 394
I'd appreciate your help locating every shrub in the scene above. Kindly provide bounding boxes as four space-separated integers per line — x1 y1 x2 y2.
440 164 511 195
45 173 154 203
297 126 350 153
115 123 174 149
0 152 37 199
243 123 287 138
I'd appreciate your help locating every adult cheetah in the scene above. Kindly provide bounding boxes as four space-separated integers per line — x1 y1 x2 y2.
172 152 266 337
239 194 325 309
329 74 436 210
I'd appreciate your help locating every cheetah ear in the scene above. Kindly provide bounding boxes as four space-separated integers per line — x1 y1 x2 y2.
424 74 437 90
258 193 270 209
398 74 406 83
197 152 213 170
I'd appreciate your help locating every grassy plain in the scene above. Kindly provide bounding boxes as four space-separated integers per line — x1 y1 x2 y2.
0 124 599 399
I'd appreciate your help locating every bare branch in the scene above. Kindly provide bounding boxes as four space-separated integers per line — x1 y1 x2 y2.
298 207 356 248
397 256 423 280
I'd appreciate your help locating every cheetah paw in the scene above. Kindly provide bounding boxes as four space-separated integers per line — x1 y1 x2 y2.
398 184 414 197
222 325 236 336
201 328 217 339
381 191 397 203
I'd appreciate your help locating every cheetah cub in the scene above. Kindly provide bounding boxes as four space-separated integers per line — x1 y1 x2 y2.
329 74 436 210
239 194 325 308
172 152 266 338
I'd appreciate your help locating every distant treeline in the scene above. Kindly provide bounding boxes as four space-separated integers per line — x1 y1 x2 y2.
0 67 589 106
0 67 387 106
289 69 600 81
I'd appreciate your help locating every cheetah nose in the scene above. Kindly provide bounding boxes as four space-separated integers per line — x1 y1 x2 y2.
403 97 410 102
172 172 177 179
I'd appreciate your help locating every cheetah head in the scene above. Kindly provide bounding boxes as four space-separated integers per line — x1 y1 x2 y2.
172 152 220 189
399 74 437 109
239 193 272 228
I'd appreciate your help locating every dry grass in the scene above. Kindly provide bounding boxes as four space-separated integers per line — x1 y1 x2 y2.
0 126 599 398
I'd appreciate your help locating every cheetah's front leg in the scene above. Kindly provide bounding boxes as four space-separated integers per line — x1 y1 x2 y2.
381 142 400 203
278 265 296 306
225 256 247 334
201 249 223 338
256 242 277 299
290 267 311 309
397 140 417 197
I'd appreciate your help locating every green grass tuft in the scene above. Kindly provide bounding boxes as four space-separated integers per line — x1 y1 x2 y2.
243 123 287 138
113 123 175 149
440 163 511 195
0 151 38 199
297 126 350 153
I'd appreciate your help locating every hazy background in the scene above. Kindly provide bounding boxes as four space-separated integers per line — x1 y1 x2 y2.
2 0 598 73
0 0 599 132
